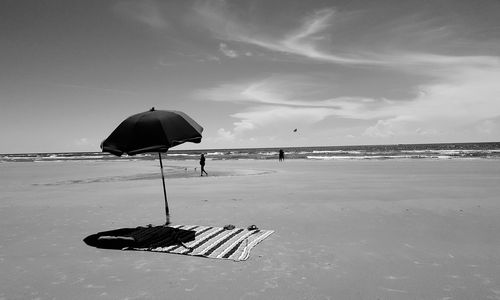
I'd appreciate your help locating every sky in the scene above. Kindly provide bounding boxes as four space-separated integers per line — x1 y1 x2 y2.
1 0 499 153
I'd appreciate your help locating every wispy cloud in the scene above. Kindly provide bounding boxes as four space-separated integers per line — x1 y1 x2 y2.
191 0 500 143
158 52 221 66
196 75 389 117
193 3 377 64
74 137 91 146
197 60 500 141
190 1 500 144
278 8 383 65
359 64 500 140
219 43 238 58
196 75 387 138
113 0 168 30
230 106 337 135
193 0 499 68
114 1 499 68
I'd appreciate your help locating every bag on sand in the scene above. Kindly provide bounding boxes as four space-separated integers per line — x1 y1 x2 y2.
83 226 196 250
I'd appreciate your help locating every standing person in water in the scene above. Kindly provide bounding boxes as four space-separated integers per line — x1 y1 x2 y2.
200 153 208 176
279 149 285 162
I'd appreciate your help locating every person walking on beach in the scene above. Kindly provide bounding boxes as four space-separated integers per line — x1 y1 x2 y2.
279 149 285 162
200 153 208 176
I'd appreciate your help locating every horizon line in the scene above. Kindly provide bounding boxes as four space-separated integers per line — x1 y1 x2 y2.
2 141 499 155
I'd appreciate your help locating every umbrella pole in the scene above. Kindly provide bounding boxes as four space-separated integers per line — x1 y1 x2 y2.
159 152 170 225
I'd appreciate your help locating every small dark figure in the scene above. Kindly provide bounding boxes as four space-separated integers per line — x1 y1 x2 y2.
279 149 285 162
200 154 208 176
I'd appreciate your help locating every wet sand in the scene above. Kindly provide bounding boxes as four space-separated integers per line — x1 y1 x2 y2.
1 158 500 299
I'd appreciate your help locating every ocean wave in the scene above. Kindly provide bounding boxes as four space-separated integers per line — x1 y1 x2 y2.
44 155 106 160
306 154 485 160
312 150 362 154
258 151 279 156
2 142 499 162
206 152 226 156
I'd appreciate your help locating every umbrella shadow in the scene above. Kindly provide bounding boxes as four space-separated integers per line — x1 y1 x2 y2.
83 225 195 250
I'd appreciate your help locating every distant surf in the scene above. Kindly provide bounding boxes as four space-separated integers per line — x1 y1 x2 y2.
1 142 499 162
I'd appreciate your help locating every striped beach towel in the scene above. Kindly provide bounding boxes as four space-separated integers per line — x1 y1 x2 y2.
131 224 274 261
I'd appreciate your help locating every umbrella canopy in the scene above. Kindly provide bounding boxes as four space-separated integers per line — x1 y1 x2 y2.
101 108 203 224
101 108 203 156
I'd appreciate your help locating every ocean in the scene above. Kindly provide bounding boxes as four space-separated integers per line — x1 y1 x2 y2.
1 142 499 162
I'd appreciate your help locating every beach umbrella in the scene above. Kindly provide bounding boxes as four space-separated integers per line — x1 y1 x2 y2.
101 107 203 224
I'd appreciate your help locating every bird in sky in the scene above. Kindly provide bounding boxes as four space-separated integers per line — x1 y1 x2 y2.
293 129 298 132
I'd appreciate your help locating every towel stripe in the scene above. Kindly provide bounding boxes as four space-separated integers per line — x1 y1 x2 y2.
167 226 217 253
165 226 211 252
182 228 226 254
222 230 260 259
218 230 259 259
129 225 273 261
238 230 274 261
198 229 245 257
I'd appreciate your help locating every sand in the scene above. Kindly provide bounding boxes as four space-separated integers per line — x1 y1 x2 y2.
1 158 500 299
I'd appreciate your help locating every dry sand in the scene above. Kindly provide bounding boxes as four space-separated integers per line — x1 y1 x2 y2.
1 158 500 299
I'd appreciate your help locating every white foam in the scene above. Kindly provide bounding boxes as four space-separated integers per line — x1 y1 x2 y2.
312 150 362 154
206 152 225 156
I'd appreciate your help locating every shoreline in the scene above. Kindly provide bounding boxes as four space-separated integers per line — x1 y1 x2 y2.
2 141 500 163
2 140 499 156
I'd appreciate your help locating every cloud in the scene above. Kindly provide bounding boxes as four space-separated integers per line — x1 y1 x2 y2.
193 1 499 68
363 119 396 138
192 1 500 143
218 43 253 59
360 64 500 139
226 106 337 137
194 3 376 65
74 137 92 146
216 128 235 140
117 1 499 68
362 117 432 138
196 75 389 119
75 138 90 146
158 52 221 66
410 66 500 121
198 60 500 141
113 0 168 30
201 55 221 62
219 43 238 58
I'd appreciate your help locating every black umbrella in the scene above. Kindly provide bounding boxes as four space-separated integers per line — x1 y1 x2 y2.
101 107 203 224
